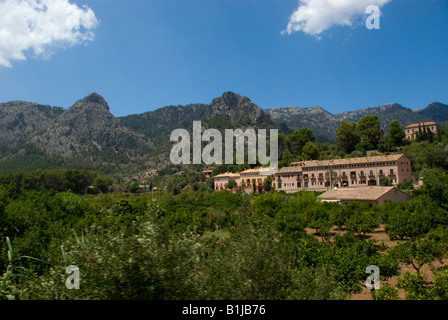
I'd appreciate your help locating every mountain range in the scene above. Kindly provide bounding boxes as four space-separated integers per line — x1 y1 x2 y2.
0 91 446 175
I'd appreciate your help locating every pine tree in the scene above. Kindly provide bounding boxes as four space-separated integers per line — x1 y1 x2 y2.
436 124 442 142
417 124 422 142
427 127 434 143
421 124 428 141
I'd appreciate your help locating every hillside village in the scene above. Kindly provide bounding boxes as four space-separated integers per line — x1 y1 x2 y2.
202 120 440 204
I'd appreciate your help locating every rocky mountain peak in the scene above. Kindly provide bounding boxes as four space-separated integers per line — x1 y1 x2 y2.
73 92 110 111
218 91 241 108
210 91 268 124
419 102 448 122
211 91 246 110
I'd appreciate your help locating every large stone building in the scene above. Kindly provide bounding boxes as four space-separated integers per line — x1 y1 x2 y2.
274 154 412 193
405 121 439 140
213 154 413 194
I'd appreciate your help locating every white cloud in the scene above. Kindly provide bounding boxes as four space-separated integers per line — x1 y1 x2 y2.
283 0 390 37
0 0 99 67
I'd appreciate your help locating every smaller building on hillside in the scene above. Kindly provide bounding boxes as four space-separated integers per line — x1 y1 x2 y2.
240 167 277 192
214 172 240 191
318 186 409 206
405 122 439 140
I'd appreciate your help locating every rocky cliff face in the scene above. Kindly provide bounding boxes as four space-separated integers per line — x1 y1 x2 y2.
0 93 153 162
29 93 152 157
0 101 64 148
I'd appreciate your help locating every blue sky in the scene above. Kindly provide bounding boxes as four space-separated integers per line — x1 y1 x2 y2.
0 0 447 117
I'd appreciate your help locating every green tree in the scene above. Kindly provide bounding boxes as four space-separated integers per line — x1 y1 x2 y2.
263 176 273 192
128 181 140 193
371 283 400 300
380 176 392 186
391 239 445 274
388 120 405 147
426 127 434 143
301 141 320 160
226 179 237 190
345 211 379 238
357 115 382 148
280 149 292 168
93 176 114 193
422 168 448 208
336 121 360 154
288 127 314 158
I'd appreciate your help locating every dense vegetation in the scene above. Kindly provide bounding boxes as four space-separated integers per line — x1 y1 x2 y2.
1 166 448 300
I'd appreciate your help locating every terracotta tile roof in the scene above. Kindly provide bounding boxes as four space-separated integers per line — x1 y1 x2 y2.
240 167 277 175
277 166 302 173
240 169 260 174
405 122 437 129
318 186 407 201
214 172 240 179
298 154 405 168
